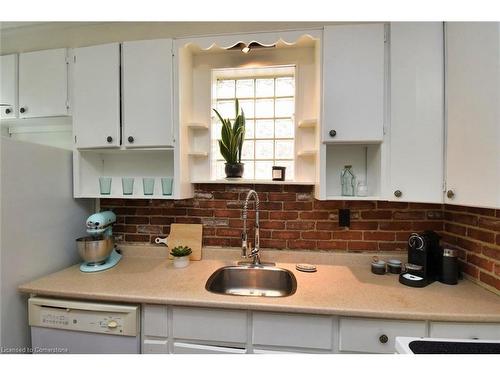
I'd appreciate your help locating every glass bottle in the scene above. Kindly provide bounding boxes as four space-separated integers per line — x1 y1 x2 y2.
341 165 356 196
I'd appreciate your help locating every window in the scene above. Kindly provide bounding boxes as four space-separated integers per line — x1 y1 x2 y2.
212 66 296 180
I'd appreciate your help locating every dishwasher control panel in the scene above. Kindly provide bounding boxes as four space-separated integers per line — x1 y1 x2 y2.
29 297 139 336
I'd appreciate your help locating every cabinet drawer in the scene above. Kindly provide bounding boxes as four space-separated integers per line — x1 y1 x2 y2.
339 317 426 353
173 342 245 354
143 304 168 337
142 338 168 354
430 322 500 340
172 307 247 343
253 312 333 350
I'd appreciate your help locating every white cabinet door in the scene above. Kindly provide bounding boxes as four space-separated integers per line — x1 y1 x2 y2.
73 43 121 149
18 48 69 118
389 22 444 203
323 24 385 143
122 39 174 148
446 23 500 208
0 54 17 119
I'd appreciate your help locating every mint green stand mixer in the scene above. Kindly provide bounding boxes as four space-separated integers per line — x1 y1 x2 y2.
76 211 122 272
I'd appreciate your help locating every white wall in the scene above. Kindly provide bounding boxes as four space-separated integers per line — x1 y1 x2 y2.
0 137 93 350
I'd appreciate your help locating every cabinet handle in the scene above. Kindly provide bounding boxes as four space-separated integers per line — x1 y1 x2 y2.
128 136 134 143
20 107 26 114
394 190 402 198
329 129 337 138
106 136 113 143
379 334 388 344
5 108 11 115
446 190 455 199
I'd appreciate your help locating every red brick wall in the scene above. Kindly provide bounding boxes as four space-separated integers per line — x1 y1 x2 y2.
101 184 444 251
441 204 500 292
100 184 500 292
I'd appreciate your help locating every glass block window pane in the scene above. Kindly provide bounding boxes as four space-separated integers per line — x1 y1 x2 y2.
216 100 235 119
213 70 295 180
239 99 254 118
255 161 273 179
275 98 294 117
275 119 294 138
255 140 274 159
275 77 294 97
255 99 274 118
275 140 294 159
256 79 274 97
236 79 254 97
255 120 274 139
245 120 255 139
217 80 235 99
241 140 255 159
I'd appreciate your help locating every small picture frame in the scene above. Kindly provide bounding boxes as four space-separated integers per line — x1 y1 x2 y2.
272 166 286 181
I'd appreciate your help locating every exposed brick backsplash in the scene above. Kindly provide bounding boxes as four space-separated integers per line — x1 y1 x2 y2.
100 183 500 292
441 204 500 293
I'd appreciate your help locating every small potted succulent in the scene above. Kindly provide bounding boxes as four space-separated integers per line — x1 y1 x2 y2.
213 99 246 178
170 245 192 268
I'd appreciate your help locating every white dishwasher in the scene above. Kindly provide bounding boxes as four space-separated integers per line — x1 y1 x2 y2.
29 297 140 354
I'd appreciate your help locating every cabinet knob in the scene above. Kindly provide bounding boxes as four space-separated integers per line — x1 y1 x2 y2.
106 136 113 143
379 334 389 344
329 129 337 138
128 136 134 143
394 190 402 198
5 108 11 115
20 107 26 114
446 190 455 199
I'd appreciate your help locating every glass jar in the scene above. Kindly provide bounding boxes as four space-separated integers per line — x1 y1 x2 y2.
341 165 356 196
356 180 368 197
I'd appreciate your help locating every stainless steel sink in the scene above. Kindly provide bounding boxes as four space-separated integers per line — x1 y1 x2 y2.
205 265 297 297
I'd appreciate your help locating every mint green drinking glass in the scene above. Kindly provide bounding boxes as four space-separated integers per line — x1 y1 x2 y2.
99 177 112 195
122 177 134 195
161 177 173 196
142 178 155 195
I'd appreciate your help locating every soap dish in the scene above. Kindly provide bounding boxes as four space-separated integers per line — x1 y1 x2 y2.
296 264 317 273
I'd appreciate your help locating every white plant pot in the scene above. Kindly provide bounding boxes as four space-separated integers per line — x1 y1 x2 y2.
173 255 190 268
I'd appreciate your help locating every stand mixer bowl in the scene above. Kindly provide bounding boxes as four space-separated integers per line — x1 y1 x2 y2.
76 236 114 265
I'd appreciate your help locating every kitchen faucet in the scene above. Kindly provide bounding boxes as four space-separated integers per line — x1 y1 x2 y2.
241 189 262 266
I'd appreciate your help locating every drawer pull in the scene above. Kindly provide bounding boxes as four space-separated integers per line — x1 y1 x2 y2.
379 334 388 344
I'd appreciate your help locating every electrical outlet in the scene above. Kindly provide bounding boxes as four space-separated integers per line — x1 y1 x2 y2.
339 208 350 227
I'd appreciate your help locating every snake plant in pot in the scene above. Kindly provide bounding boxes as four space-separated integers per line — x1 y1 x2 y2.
213 99 246 178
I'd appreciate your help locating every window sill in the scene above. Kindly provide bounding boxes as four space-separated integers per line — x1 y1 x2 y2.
191 179 315 185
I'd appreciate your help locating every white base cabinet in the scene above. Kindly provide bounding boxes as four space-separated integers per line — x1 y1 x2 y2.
141 304 500 354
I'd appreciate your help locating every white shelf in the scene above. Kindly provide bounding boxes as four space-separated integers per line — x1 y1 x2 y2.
192 179 315 185
188 151 209 157
187 123 209 130
297 149 317 157
298 119 317 129
326 195 380 201
79 194 174 199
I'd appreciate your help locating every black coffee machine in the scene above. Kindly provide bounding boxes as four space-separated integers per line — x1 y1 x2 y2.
399 231 443 287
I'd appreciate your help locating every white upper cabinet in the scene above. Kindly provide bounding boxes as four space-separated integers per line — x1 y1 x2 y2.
18 48 69 118
73 43 121 149
322 24 385 143
446 23 500 208
389 22 444 203
0 54 18 119
122 39 174 148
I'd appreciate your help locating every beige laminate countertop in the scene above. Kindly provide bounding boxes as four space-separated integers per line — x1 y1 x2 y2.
19 247 500 322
